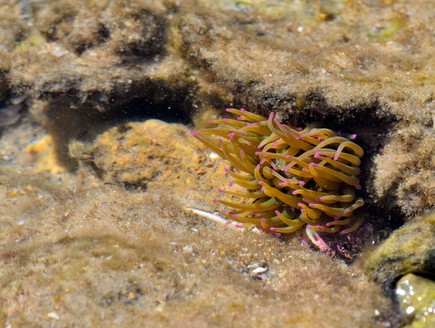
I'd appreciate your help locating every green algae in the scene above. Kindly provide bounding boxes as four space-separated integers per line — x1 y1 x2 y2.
365 211 435 286
396 274 435 328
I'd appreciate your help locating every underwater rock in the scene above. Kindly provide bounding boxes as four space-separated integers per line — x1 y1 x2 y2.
0 105 23 129
0 166 397 328
81 120 204 188
75 119 229 207
372 123 435 217
1 0 433 221
177 0 434 221
364 211 435 286
8 0 195 115
395 273 435 328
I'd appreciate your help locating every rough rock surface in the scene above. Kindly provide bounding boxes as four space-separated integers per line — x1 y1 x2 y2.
0 141 395 327
1 0 433 219
0 0 434 326
365 211 435 286
395 273 435 328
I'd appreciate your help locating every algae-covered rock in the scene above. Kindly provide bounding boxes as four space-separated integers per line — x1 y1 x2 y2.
365 211 435 286
73 119 230 207
2 0 433 220
9 0 195 114
0 167 396 328
83 120 205 188
395 273 435 328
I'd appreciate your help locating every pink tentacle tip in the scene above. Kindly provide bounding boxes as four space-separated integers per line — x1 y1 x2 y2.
229 182 233 187
309 162 317 167
227 132 235 139
223 167 230 172
350 134 357 140
217 188 225 193
318 138 324 142
189 129 198 136
246 122 255 126
278 182 286 187
258 180 264 185
268 112 275 119
225 108 233 112
240 108 247 112
237 116 243 120
260 187 265 193
275 210 280 215
296 127 303 131
308 203 315 208
298 181 305 186
292 190 298 195
212 199 218 203
297 202 304 208
261 218 266 223
314 152 322 159
209 119 215 124
273 140 280 148
316 197 322 201
302 167 307 172
270 227 276 232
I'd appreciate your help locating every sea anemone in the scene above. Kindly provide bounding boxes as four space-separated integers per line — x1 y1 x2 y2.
191 108 365 249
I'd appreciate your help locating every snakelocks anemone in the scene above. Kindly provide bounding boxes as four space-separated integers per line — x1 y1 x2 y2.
191 108 365 249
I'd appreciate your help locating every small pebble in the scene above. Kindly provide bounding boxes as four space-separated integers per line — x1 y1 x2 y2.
47 312 60 320
252 266 268 274
182 245 193 254
209 152 219 161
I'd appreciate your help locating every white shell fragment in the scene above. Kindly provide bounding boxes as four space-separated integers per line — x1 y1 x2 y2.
184 207 246 231
252 266 268 274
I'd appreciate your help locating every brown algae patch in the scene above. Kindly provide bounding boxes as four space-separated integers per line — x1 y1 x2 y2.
0 168 395 327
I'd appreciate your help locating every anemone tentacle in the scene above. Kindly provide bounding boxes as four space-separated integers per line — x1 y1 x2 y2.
192 108 365 248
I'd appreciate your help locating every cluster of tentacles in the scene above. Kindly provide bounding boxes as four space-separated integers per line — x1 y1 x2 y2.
191 108 365 248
